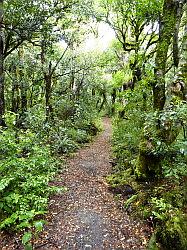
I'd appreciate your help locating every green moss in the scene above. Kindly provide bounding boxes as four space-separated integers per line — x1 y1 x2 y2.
106 168 134 187
156 213 187 250
135 140 162 180
108 163 187 250
148 233 160 250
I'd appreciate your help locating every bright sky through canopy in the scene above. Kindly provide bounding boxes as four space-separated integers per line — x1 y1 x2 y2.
84 22 115 52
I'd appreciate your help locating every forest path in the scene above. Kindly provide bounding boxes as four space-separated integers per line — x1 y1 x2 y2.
35 118 149 250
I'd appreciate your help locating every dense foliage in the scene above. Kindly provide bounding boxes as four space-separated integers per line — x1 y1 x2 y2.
101 0 187 249
0 0 187 249
0 0 104 248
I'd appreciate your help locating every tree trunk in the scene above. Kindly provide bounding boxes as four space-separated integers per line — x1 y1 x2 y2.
15 48 28 129
41 42 53 121
153 0 182 110
173 1 184 68
45 73 53 120
180 24 187 80
21 81 27 114
111 88 116 115
11 80 20 113
16 79 28 128
99 91 107 113
136 0 185 180
0 0 5 126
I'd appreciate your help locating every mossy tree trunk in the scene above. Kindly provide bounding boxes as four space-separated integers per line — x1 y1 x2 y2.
136 0 186 180
153 0 181 110
180 24 187 80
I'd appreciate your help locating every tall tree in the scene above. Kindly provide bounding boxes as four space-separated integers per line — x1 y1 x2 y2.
0 0 76 125
96 0 162 86
153 0 186 110
137 0 187 179
0 0 5 126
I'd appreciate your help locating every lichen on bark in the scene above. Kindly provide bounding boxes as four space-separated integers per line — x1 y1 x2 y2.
136 0 186 180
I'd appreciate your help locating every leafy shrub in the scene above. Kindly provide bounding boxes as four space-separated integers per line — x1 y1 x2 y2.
109 85 187 249
25 99 101 155
0 127 62 231
150 196 187 250
112 117 142 169
112 82 152 170
49 125 79 154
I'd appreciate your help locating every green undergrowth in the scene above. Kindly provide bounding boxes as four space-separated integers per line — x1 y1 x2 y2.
107 165 187 250
25 104 102 155
108 110 187 250
0 111 101 249
0 113 62 231
0 126 63 249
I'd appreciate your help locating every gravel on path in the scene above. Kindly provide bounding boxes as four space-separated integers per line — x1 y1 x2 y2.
0 118 151 250
34 118 150 250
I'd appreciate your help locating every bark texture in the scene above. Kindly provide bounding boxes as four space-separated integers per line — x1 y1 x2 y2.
153 0 185 110
137 0 186 179
0 0 5 126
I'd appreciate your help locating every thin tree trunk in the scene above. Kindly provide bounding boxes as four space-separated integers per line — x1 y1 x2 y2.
173 1 184 68
0 0 5 126
20 81 27 114
180 24 187 79
45 73 53 120
11 80 20 113
111 88 116 115
41 42 52 121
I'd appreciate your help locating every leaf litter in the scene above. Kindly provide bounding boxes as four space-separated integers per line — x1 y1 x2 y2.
0 118 151 249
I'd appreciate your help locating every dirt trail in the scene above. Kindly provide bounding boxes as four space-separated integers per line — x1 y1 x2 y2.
33 117 149 250
0 118 150 249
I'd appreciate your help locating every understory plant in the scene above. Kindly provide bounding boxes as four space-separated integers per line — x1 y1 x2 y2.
0 113 65 250
0 126 62 231
109 85 187 249
0 104 101 233
0 98 101 250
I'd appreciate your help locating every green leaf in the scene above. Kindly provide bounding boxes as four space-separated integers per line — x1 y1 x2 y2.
0 178 14 191
124 194 138 209
16 221 31 230
34 221 44 232
22 232 32 245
